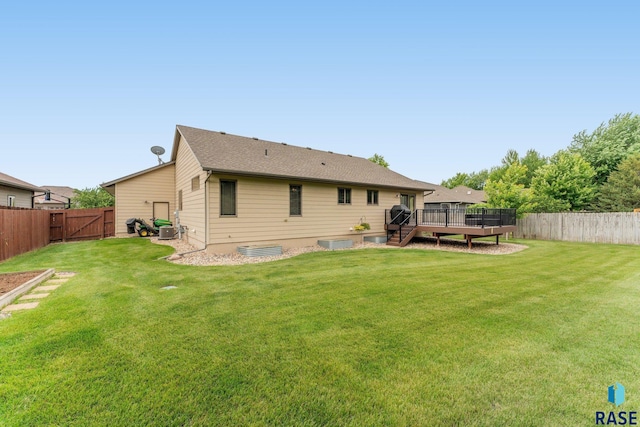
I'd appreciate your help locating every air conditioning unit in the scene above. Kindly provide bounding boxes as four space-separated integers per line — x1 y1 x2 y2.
158 226 175 240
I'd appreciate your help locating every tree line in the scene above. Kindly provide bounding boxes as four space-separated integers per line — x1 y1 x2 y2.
70 186 115 209
441 113 640 215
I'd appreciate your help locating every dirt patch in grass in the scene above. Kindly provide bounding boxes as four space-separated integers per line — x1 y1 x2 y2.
0 270 47 295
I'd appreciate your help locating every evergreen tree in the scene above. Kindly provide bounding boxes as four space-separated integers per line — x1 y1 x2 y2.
592 153 640 211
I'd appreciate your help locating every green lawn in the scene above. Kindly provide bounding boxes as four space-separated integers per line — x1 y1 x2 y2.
1 238 639 426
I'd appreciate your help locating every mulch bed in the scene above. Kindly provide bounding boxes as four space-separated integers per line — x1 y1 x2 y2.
0 270 47 295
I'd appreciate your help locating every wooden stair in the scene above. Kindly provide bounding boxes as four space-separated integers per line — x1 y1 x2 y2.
386 226 418 247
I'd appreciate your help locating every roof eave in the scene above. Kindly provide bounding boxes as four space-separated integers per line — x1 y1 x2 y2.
170 126 183 162
202 167 432 191
0 180 44 193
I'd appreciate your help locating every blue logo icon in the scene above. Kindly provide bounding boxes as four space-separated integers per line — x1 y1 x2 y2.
608 383 625 407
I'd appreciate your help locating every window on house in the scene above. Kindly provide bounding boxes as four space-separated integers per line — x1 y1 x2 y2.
191 176 200 191
400 194 416 210
178 190 183 210
441 203 451 209
7 195 16 207
290 185 302 216
338 188 351 205
220 180 237 216
367 190 379 205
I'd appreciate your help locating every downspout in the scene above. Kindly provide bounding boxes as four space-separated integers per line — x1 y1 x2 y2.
204 170 213 248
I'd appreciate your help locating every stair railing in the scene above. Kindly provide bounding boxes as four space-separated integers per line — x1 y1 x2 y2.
387 209 418 244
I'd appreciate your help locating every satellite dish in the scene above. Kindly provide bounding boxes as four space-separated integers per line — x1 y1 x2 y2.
151 146 166 164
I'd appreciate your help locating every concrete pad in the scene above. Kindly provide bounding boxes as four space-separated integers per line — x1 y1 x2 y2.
20 293 50 300
35 285 61 292
55 272 76 278
45 279 68 284
2 302 39 311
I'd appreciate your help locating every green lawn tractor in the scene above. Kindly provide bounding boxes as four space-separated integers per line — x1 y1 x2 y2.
126 217 173 237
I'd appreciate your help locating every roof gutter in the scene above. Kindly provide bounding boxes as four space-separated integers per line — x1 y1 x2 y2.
201 167 432 192
0 180 44 193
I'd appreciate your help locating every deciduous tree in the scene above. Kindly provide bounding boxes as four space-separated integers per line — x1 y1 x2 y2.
530 151 596 212
489 149 547 187
569 113 640 185
72 186 115 208
520 149 548 187
441 170 489 190
484 163 534 217
368 153 389 168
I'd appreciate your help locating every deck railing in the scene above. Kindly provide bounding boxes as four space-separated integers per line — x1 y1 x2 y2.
385 208 516 228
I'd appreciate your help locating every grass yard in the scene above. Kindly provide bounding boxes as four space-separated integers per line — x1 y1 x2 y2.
1 238 640 426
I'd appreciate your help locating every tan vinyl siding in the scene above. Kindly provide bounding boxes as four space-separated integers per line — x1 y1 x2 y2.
174 135 207 248
0 186 33 208
113 165 175 235
208 174 413 249
106 125 428 252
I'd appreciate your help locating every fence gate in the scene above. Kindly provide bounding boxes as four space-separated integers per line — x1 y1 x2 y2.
49 208 115 242
50 212 64 241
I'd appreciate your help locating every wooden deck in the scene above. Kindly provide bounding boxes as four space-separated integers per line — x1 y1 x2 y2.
385 223 517 248
385 208 517 248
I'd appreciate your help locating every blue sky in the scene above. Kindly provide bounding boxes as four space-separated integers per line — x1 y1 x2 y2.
1 1 638 189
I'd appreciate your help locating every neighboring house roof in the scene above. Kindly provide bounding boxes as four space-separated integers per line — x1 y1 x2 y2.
33 186 76 206
172 125 432 191
0 171 44 192
423 184 486 204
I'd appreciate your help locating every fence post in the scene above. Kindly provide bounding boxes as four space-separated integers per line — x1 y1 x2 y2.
62 211 67 242
101 209 105 239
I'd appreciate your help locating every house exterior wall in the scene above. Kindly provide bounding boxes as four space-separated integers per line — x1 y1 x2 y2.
0 185 33 208
174 135 207 249
113 165 175 235
206 174 416 253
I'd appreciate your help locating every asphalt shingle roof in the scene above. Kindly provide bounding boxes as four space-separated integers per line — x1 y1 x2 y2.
423 184 486 204
0 172 44 192
33 186 76 204
176 125 431 191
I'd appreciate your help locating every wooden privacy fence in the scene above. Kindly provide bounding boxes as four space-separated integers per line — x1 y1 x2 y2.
0 207 114 262
50 208 114 242
515 212 640 245
0 207 50 262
